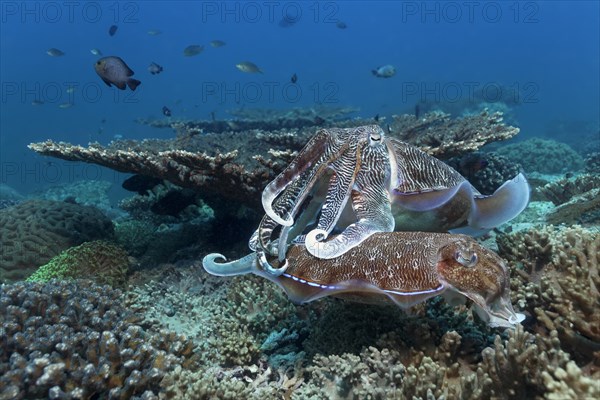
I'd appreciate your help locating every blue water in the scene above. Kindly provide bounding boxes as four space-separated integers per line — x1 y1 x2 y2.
1 1 599 196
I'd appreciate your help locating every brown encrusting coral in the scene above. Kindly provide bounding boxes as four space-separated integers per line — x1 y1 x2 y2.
0 200 114 282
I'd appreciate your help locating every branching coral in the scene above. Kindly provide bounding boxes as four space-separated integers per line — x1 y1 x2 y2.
535 226 600 360
0 280 198 399
498 225 600 364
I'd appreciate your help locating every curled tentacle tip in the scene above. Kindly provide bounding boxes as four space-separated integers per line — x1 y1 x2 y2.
203 253 227 264
306 228 329 243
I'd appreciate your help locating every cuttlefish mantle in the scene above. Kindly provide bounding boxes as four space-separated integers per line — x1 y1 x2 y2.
203 231 524 329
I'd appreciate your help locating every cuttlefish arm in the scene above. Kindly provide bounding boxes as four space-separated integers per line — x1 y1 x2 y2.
305 141 395 259
262 128 354 226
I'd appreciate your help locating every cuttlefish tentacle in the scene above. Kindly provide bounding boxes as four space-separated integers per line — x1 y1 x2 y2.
202 253 256 276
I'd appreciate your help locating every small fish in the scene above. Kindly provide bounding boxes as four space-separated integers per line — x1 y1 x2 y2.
113 134 123 140
31 100 44 106
236 61 263 74
291 73 297 84
94 56 141 91
336 21 347 29
374 114 379 122
58 102 73 109
90 48 103 56
183 45 204 56
209 40 226 48
147 29 162 36
279 16 298 28
46 48 65 57
66 86 75 94
148 62 163 75
162 106 172 117
108 25 118 36
372 64 396 78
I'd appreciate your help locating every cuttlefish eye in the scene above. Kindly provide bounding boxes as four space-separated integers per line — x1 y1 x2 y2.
370 132 381 142
455 251 478 267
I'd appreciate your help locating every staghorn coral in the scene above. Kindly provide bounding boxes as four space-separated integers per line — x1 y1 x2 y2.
26 241 130 288
388 110 519 158
495 138 584 174
0 200 114 282
0 280 198 399
28 141 271 209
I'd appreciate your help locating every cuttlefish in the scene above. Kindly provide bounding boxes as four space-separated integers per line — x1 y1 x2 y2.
258 125 529 261
203 231 525 328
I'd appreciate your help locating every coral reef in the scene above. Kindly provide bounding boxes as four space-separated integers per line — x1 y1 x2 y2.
388 110 519 158
446 151 522 195
496 138 584 174
26 241 131 288
34 180 115 215
137 105 361 135
538 174 600 206
498 225 600 364
546 188 600 225
0 183 24 201
0 280 198 399
537 174 600 225
29 109 519 211
584 151 600 174
0 200 114 282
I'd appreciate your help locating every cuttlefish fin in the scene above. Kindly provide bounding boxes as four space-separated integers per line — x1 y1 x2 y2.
453 173 530 235
393 181 467 212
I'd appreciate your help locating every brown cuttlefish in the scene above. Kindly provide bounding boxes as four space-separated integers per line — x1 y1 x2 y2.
203 231 524 328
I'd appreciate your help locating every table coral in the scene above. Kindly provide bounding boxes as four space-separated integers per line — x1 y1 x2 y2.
389 110 519 158
28 110 519 211
0 200 114 282
26 241 130 288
